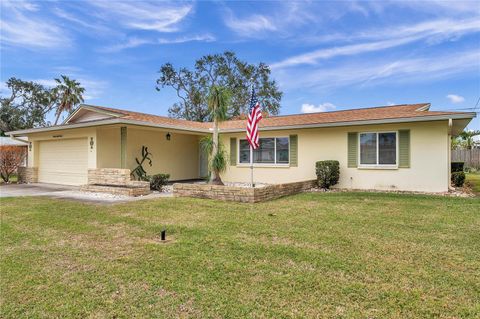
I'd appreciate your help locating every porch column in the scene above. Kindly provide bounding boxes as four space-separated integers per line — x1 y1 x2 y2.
120 126 127 168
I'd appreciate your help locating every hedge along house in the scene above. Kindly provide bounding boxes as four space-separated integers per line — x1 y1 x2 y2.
7 103 475 193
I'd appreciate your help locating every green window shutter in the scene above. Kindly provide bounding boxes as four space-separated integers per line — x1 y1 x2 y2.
398 130 410 168
230 137 237 166
289 135 298 167
347 132 358 168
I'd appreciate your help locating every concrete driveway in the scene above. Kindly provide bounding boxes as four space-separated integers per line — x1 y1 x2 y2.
0 183 170 204
0 183 78 197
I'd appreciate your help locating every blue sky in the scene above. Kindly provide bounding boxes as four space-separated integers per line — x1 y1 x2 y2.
1 0 479 129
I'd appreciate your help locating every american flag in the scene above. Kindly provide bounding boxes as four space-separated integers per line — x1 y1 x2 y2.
246 87 263 149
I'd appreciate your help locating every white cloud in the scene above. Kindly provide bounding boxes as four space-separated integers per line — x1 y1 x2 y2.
33 79 58 88
101 34 215 52
52 7 113 35
0 1 71 49
224 10 276 36
274 50 479 91
2 0 39 11
272 36 421 69
158 34 215 44
447 94 465 104
301 103 336 113
271 17 480 69
0 81 9 94
100 37 155 53
88 1 193 32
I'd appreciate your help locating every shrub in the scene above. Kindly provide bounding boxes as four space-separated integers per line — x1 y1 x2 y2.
451 171 465 187
150 173 170 191
315 160 340 189
0 146 27 183
451 162 464 173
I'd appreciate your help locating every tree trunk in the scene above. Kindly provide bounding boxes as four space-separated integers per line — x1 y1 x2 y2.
210 117 219 184
54 111 62 125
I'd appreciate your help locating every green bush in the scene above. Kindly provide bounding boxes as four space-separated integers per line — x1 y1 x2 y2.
150 173 170 191
451 171 465 187
315 160 340 189
451 162 464 173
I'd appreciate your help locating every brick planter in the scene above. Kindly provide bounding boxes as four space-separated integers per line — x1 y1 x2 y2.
82 168 150 197
80 184 151 197
17 167 38 183
173 180 316 203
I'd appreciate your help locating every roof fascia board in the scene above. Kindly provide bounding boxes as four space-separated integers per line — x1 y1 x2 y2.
415 103 431 111
8 112 475 136
63 105 124 124
7 118 211 136
219 113 476 133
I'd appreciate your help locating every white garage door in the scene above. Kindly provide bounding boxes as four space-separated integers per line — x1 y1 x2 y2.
38 138 88 185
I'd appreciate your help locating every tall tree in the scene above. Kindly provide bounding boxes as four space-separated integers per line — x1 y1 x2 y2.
459 130 480 149
156 51 282 122
0 78 56 135
53 75 85 125
207 86 229 184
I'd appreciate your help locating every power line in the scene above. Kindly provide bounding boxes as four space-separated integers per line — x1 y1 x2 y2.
474 96 480 110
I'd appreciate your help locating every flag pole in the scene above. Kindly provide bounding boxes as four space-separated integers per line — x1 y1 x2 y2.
248 81 255 188
250 144 254 187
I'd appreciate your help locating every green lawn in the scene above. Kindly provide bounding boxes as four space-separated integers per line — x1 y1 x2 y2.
0 174 17 184
466 172 480 195
1 193 479 318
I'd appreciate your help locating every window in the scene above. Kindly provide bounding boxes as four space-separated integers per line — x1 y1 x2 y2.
359 132 397 166
239 137 289 164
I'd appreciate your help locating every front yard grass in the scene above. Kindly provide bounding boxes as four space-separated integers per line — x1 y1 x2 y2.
466 172 480 195
1 192 479 318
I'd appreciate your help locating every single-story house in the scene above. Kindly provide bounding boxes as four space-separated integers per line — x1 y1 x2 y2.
6 103 475 192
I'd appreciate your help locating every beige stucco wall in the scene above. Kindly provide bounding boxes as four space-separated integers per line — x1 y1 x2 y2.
25 125 203 183
96 126 121 169
124 126 202 181
220 120 450 192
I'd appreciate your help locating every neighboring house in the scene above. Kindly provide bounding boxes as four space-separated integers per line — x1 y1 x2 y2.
6 103 475 192
0 136 28 166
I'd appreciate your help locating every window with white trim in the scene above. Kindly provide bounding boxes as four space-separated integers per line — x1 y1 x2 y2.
359 132 397 166
239 137 289 164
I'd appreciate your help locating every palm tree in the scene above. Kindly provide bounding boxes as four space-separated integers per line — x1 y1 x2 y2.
205 86 230 185
53 75 85 125
459 130 480 149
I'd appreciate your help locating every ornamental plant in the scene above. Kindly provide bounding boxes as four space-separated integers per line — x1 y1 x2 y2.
0 146 26 183
315 160 340 189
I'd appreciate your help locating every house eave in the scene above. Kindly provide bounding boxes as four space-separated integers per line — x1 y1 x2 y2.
6 118 211 136
219 113 476 133
63 104 125 124
6 112 475 136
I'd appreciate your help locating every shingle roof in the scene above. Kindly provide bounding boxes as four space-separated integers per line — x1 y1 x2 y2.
0 136 28 146
86 103 469 132
88 105 212 130
217 103 464 130
8 103 473 136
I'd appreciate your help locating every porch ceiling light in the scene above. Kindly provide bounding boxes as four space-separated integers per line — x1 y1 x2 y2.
166 132 171 141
